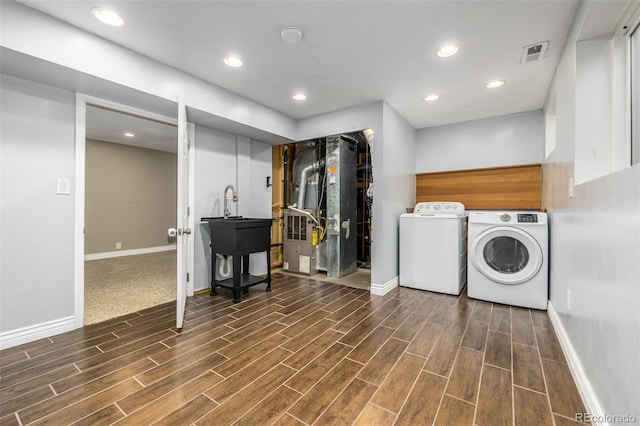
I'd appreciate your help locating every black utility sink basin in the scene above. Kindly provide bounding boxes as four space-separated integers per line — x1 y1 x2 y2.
201 217 272 255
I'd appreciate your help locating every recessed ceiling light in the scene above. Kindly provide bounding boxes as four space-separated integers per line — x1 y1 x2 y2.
485 80 505 89
281 26 303 43
292 93 307 101
124 132 136 138
91 8 125 26
436 44 459 58
224 56 243 67
424 94 439 102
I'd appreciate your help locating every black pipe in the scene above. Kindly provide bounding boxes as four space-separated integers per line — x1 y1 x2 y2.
283 145 289 207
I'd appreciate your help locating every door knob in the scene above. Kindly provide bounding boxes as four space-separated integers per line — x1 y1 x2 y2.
183 228 192 235
168 228 177 237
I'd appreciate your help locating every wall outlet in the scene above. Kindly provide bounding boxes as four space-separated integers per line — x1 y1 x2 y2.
116 242 122 249
568 177 575 198
567 289 572 312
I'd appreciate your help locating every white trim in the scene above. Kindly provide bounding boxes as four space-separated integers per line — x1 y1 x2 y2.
548 302 607 426
370 275 398 296
84 245 177 261
74 93 87 329
0 317 75 350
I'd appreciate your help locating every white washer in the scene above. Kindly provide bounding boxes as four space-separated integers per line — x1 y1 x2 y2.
399 202 467 295
467 211 548 310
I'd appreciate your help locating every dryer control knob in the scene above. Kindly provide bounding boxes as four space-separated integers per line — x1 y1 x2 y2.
500 213 512 222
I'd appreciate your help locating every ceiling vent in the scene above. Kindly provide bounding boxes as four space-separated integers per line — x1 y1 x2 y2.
521 41 549 64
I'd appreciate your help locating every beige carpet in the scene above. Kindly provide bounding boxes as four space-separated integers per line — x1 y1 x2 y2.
285 268 371 290
84 250 176 325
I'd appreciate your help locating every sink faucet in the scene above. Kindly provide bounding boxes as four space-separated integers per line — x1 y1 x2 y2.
223 185 238 219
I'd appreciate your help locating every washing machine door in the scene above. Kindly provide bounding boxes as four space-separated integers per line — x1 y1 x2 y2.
470 226 543 285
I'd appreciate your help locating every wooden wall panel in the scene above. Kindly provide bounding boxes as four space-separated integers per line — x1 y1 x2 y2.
416 164 542 210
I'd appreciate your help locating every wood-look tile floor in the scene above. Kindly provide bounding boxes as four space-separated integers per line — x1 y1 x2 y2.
0 274 587 425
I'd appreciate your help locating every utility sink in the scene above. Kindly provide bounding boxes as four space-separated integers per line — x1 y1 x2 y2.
200 216 273 304
200 216 272 255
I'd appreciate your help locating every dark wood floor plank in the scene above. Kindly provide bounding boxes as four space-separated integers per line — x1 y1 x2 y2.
460 319 488 352
206 347 290 403
332 306 375 334
0 386 54 416
395 371 446 425
484 329 512 369
217 322 286 359
278 302 326 326
234 384 302 425
326 300 367 322
489 304 511 334
514 385 553 426
542 358 586 419
72 404 125 425
20 379 142 425
442 309 471 337
280 318 338 353
75 331 176 371
280 309 335 337
371 353 425 413
0 364 77 403
535 325 566 362
152 394 218 426
471 300 492 322
357 338 409 385
511 307 537 346
273 412 307 425
531 309 554 329
476 365 513 426
198 364 297 425
379 305 414 329
434 394 474 426
445 347 483 403
424 333 461 377
392 312 428 342
347 326 395 364
354 403 397 425
283 329 343 370
115 370 222 425
513 342 546 393
287 358 363 424
339 315 384 347
315 378 377 425
405 322 444 358
223 312 287 341
137 343 227 386
0 346 102 382
214 333 288 378
286 343 353 394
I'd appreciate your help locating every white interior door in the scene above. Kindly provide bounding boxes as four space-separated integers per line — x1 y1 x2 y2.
176 99 192 329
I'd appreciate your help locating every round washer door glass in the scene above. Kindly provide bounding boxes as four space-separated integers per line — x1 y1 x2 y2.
471 227 543 285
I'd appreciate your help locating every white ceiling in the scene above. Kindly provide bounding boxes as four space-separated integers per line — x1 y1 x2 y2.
18 0 579 148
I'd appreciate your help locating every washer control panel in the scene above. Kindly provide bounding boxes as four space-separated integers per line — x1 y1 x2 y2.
414 201 465 216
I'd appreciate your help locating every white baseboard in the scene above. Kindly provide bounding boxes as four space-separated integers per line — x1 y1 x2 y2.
85 244 176 261
0 316 76 350
548 302 607 425
371 275 398 296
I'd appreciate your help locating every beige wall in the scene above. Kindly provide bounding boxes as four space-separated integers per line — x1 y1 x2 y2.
85 139 177 254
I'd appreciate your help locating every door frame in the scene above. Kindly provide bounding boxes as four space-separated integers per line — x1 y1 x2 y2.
74 93 195 328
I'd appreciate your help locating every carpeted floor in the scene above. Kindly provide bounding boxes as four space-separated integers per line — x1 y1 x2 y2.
84 250 176 325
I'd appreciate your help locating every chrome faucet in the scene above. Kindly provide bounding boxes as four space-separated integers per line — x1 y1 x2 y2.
223 185 238 219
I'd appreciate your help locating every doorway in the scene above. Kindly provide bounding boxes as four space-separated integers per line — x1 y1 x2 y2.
271 130 373 289
76 98 181 325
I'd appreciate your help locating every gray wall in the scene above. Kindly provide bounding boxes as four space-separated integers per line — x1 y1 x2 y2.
85 139 177 254
193 127 272 292
1 75 76 332
416 110 543 173
542 0 640 419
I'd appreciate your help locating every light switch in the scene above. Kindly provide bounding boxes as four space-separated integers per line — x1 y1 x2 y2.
57 178 70 195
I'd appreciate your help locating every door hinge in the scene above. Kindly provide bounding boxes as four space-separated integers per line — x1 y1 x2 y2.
187 273 190 282
187 206 190 216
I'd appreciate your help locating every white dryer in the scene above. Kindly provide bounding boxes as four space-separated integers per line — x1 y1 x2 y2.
467 211 548 310
399 202 467 295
